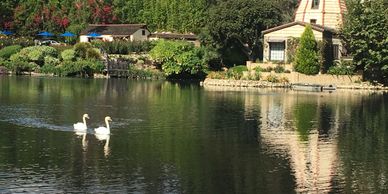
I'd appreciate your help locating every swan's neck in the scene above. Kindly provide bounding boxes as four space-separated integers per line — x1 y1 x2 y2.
83 116 87 127
105 119 110 133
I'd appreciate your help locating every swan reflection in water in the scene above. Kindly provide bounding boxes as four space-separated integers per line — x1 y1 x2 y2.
95 133 110 157
94 116 112 157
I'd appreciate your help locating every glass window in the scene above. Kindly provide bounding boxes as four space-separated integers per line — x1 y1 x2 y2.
312 0 320 9
333 44 339 60
142 30 146 36
270 42 285 61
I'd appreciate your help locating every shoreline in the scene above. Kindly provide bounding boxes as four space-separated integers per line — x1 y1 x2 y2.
201 78 388 91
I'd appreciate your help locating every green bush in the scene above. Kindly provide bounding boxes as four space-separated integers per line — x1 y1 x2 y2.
91 40 155 54
74 42 93 59
294 25 320 75
61 49 76 61
58 59 105 77
0 36 34 49
86 48 101 60
150 40 207 76
17 46 59 66
207 71 228 79
128 66 165 79
274 65 285 73
328 60 356 75
0 45 22 59
226 65 248 80
0 58 12 70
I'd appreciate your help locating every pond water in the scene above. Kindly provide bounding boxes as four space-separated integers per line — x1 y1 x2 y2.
1 76 388 193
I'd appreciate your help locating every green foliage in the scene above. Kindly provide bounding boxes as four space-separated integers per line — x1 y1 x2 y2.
286 37 299 63
61 49 76 61
19 46 58 66
59 60 104 77
0 45 22 59
206 71 228 79
328 60 356 75
341 0 388 83
226 65 248 80
74 42 93 59
294 25 320 75
150 40 207 76
127 66 165 80
274 65 285 73
203 0 285 61
91 40 155 54
86 48 102 60
0 36 34 49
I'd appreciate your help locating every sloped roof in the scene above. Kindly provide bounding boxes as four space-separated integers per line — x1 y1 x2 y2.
149 33 198 41
262 21 337 35
80 24 148 36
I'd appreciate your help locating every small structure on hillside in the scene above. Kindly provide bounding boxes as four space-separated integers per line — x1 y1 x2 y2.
80 24 150 42
149 32 200 46
262 0 347 63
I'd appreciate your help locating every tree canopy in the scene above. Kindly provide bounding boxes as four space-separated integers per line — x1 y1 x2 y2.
201 0 297 64
341 0 388 83
294 25 320 75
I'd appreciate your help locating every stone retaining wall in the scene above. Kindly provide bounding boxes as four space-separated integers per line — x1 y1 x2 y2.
203 76 388 90
202 78 290 88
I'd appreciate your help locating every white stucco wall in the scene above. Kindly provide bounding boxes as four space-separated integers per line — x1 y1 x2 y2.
263 25 324 62
130 29 150 41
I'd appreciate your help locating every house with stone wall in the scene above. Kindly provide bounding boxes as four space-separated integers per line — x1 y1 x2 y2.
262 0 347 64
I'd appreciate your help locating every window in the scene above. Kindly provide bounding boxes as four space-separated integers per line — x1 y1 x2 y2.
312 0 320 9
269 42 285 61
310 19 317 24
142 30 146 36
333 44 339 60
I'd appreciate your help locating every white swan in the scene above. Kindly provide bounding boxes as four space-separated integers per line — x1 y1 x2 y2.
94 116 112 135
73 114 90 131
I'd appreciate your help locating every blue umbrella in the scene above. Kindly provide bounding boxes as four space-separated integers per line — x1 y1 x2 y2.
1 30 14 35
87 32 101 37
37 31 54 36
60 31 76 37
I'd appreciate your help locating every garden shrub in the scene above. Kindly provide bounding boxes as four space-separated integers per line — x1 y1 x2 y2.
294 25 320 75
207 71 228 79
328 60 356 75
274 65 285 73
150 40 207 77
59 60 104 77
91 40 155 54
226 65 248 80
61 49 76 61
0 36 34 49
74 42 93 59
86 48 101 60
265 74 279 83
17 46 59 66
0 45 22 59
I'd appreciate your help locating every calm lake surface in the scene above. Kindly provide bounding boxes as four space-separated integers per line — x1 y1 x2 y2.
1 76 388 193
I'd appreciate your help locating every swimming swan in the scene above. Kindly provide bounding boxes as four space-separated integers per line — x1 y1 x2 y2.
94 116 112 135
74 114 90 131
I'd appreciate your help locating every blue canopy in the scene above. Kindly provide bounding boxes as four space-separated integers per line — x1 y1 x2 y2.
87 32 101 37
60 31 76 37
1 30 14 35
37 31 54 36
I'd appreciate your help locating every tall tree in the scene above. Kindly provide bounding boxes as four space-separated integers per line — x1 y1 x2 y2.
341 0 388 83
294 24 320 75
203 0 284 62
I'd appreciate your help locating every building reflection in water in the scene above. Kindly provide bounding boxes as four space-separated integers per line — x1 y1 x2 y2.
216 86 374 193
254 89 366 193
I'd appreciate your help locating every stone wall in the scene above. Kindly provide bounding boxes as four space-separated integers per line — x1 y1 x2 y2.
260 72 362 85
